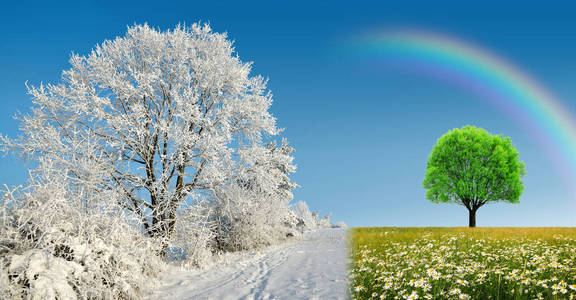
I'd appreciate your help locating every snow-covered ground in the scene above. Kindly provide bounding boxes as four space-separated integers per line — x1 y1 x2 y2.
148 228 349 300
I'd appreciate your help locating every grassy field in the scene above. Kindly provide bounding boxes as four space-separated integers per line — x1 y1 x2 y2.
350 227 576 300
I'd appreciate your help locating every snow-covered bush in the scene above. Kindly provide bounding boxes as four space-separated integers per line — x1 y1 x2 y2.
168 200 215 267
0 163 164 299
210 139 298 252
212 184 289 251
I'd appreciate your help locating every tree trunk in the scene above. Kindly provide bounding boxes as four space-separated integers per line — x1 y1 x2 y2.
468 208 477 227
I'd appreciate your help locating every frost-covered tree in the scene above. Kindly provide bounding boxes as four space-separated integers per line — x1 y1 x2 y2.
1 24 279 247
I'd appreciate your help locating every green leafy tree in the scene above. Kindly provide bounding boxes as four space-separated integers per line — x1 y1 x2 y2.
423 126 526 227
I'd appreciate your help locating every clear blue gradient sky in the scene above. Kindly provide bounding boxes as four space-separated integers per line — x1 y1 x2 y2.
1 0 575 227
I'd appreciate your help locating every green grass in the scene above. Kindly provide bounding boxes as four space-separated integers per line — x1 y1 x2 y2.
350 227 576 300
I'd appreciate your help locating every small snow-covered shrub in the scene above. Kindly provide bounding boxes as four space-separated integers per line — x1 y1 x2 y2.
278 208 302 238
169 200 215 267
212 184 292 252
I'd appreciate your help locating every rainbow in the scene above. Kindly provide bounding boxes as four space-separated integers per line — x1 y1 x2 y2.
348 30 576 182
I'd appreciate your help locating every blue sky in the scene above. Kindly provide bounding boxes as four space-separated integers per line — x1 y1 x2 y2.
1 0 575 227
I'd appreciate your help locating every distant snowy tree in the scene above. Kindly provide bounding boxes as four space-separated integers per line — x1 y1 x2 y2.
292 201 337 231
1 24 280 250
334 221 347 229
292 201 318 231
318 213 332 229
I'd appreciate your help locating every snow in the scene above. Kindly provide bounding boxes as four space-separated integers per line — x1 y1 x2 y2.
148 228 349 300
8 250 83 300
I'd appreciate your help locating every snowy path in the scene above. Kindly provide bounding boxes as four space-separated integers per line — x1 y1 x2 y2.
148 228 349 300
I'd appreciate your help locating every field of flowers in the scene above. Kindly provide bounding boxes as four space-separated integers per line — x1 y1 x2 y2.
350 227 576 300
